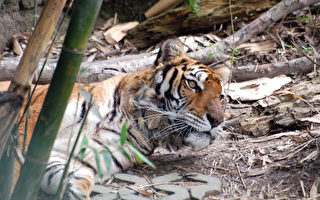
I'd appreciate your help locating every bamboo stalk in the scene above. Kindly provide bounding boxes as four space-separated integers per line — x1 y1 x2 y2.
144 0 184 18
10 0 103 199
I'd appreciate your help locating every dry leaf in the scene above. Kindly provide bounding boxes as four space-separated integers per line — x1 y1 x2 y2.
12 32 31 56
310 177 320 199
104 21 139 44
100 18 115 30
238 40 277 53
13 37 23 56
228 75 292 101
300 114 320 124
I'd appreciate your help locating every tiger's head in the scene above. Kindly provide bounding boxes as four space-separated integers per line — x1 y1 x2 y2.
147 39 231 149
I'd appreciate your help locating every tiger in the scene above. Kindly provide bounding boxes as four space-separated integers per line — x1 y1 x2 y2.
6 38 230 199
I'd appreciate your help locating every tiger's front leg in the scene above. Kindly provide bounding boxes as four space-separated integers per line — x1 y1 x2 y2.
40 156 95 200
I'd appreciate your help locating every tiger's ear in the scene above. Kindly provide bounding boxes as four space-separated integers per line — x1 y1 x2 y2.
155 38 185 65
213 65 231 85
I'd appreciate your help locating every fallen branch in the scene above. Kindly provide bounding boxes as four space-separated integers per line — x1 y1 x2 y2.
232 55 320 82
1 1 319 84
1 55 319 84
127 0 280 49
0 49 229 84
188 0 320 64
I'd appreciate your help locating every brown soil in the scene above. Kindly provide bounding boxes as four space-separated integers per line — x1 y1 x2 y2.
131 130 320 199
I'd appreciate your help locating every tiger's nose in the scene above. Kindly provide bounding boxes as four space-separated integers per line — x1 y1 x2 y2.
206 113 223 127
207 98 223 127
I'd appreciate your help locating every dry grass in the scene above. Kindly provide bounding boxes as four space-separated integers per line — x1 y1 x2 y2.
131 130 320 199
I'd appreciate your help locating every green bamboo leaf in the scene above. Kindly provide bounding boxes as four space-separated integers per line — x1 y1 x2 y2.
120 123 127 146
90 147 103 179
78 88 102 121
79 148 86 161
79 135 88 160
120 149 131 161
100 150 112 173
126 143 156 169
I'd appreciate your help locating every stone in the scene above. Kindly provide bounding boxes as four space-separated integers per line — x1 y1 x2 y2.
114 173 148 186
92 185 117 194
91 193 118 200
151 173 183 184
185 173 221 200
153 185 189 200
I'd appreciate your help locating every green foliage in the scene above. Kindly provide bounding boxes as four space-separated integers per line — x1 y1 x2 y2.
207 44 224 58
227 47 240 62
290 72 298 76
79 134 88 160
297 15 313 25
100 150 112 173
187 0 200 13
120 123 127 146
301 46 314 55
277 40 315 57
283 43 297 51
126 142 156 168
79 121 156 179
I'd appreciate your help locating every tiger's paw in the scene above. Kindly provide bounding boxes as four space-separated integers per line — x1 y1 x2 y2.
62 168 95 200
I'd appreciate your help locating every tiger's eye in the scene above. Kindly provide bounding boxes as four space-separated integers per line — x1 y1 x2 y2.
187 80 197 89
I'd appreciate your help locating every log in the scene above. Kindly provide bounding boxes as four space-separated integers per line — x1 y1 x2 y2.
232 56 320 82
188 0 320 65
2 0 319 84
1 55 319 84
231 73 320 136
0 49 228 84
127 0 280 49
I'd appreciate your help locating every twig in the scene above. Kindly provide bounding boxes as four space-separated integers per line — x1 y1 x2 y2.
300 180 307 198
236 163 246 190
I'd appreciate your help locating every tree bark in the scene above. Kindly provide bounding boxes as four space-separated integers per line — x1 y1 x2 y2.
232 56 320 82
234 74 320 136
1 0 319 85
188 0 320 65
127 0 280 49
1 55 318 84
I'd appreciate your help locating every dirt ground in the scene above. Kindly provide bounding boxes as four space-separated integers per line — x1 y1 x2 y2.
129 129 319 199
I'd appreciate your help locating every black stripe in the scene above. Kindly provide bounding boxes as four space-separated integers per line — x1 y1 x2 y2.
80 101 86 120
164 68 178 100
47 165 64 186
109 87 119 122
177 81 182 100
66 182 84 200
91 138 123 170
127 129 150 154
156 64 172 95
102 127 120 135
45 162 64 173
194 69 207 76
162 65 172 79
182 64 187 71
73 156 97 174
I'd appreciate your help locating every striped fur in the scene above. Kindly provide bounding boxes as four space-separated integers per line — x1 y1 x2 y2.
9 38 230 199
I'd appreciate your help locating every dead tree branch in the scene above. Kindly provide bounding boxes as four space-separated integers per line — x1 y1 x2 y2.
188 0 320 64
232 56 320 82
1 55 318 84
1 0 319 84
